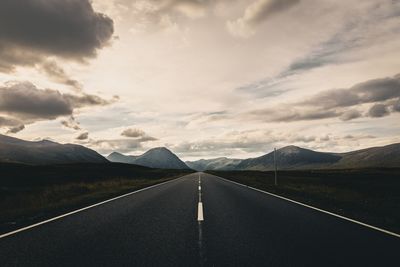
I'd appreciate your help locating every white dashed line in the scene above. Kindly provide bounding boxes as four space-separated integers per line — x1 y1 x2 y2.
198 202 204 221
197 173 204 222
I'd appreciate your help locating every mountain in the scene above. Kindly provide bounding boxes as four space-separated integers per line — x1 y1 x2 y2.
107 147 190 170
186 157 242 171
0 134 108 165
235 146 341 170
334 143 400 168
234 144 400 170
107 152 138 164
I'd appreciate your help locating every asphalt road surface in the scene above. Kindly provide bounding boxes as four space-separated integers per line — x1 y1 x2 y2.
0 172 399 266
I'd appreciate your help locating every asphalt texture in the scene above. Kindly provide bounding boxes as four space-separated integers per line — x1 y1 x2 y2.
0 172 399 266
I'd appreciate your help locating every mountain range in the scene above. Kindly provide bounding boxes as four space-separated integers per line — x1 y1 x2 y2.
185 143 400 171
0 134 107 165
107 147 190 170
1 134 398 170
185 157 242 171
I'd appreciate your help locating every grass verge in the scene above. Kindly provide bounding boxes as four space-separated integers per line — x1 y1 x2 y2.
207 168 400 234
0 163 193 234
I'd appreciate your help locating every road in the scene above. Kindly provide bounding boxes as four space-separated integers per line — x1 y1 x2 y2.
0 172 399 266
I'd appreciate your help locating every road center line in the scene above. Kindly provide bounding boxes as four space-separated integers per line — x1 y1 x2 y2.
198 202 204 221
197 173 204 221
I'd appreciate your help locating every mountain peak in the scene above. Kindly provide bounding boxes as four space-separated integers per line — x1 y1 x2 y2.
109 151 123 156
108 147 190 170
278 145 303 154
146 147 171 153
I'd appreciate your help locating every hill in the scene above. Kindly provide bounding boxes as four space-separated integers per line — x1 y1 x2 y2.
107 147 190 170
233 143 400 170
235 146 341 170
0 134 108 165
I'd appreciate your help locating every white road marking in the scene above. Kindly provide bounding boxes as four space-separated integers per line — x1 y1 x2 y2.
0 175 190 239
197 173 204 221
198 202 204 221
214 175 400 239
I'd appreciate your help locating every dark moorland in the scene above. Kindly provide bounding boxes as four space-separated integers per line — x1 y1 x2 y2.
0 163 194 234
207 168 400 234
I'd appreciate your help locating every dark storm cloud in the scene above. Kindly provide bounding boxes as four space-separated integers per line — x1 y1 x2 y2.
76 132 89 140
0 82 73 119
0 0 114 71
0 82 116 131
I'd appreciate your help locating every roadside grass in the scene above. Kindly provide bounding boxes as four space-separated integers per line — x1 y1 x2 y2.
0 163 193 234
206 168 400 234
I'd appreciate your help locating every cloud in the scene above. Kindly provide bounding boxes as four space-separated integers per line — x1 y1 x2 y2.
368 104 389 118
242 2 400 96
91 139 143 154
120 127 158 142
129 0 210 33
227 0 300 37
0 116 22 127
0 0 114 71
38 61 83 92
245 74 400 122
6 124 25 134
121 128 146 138
339 110 362 121
170 129 372 158
84 127 158 154
246 107 339 122
301 75 400 109
87 136 156 154
0 82 116 132
236 78 291 98
61 116 81 131
76 132 89 140
393 99 400 112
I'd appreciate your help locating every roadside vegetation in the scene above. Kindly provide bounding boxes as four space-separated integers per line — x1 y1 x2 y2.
207 168 400 234
0 163 193 234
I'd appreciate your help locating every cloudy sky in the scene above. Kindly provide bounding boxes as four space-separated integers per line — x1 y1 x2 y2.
0 0 399 160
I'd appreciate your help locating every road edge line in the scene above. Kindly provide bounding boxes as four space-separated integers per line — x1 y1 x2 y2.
213 174 400 238
0 174 190 239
